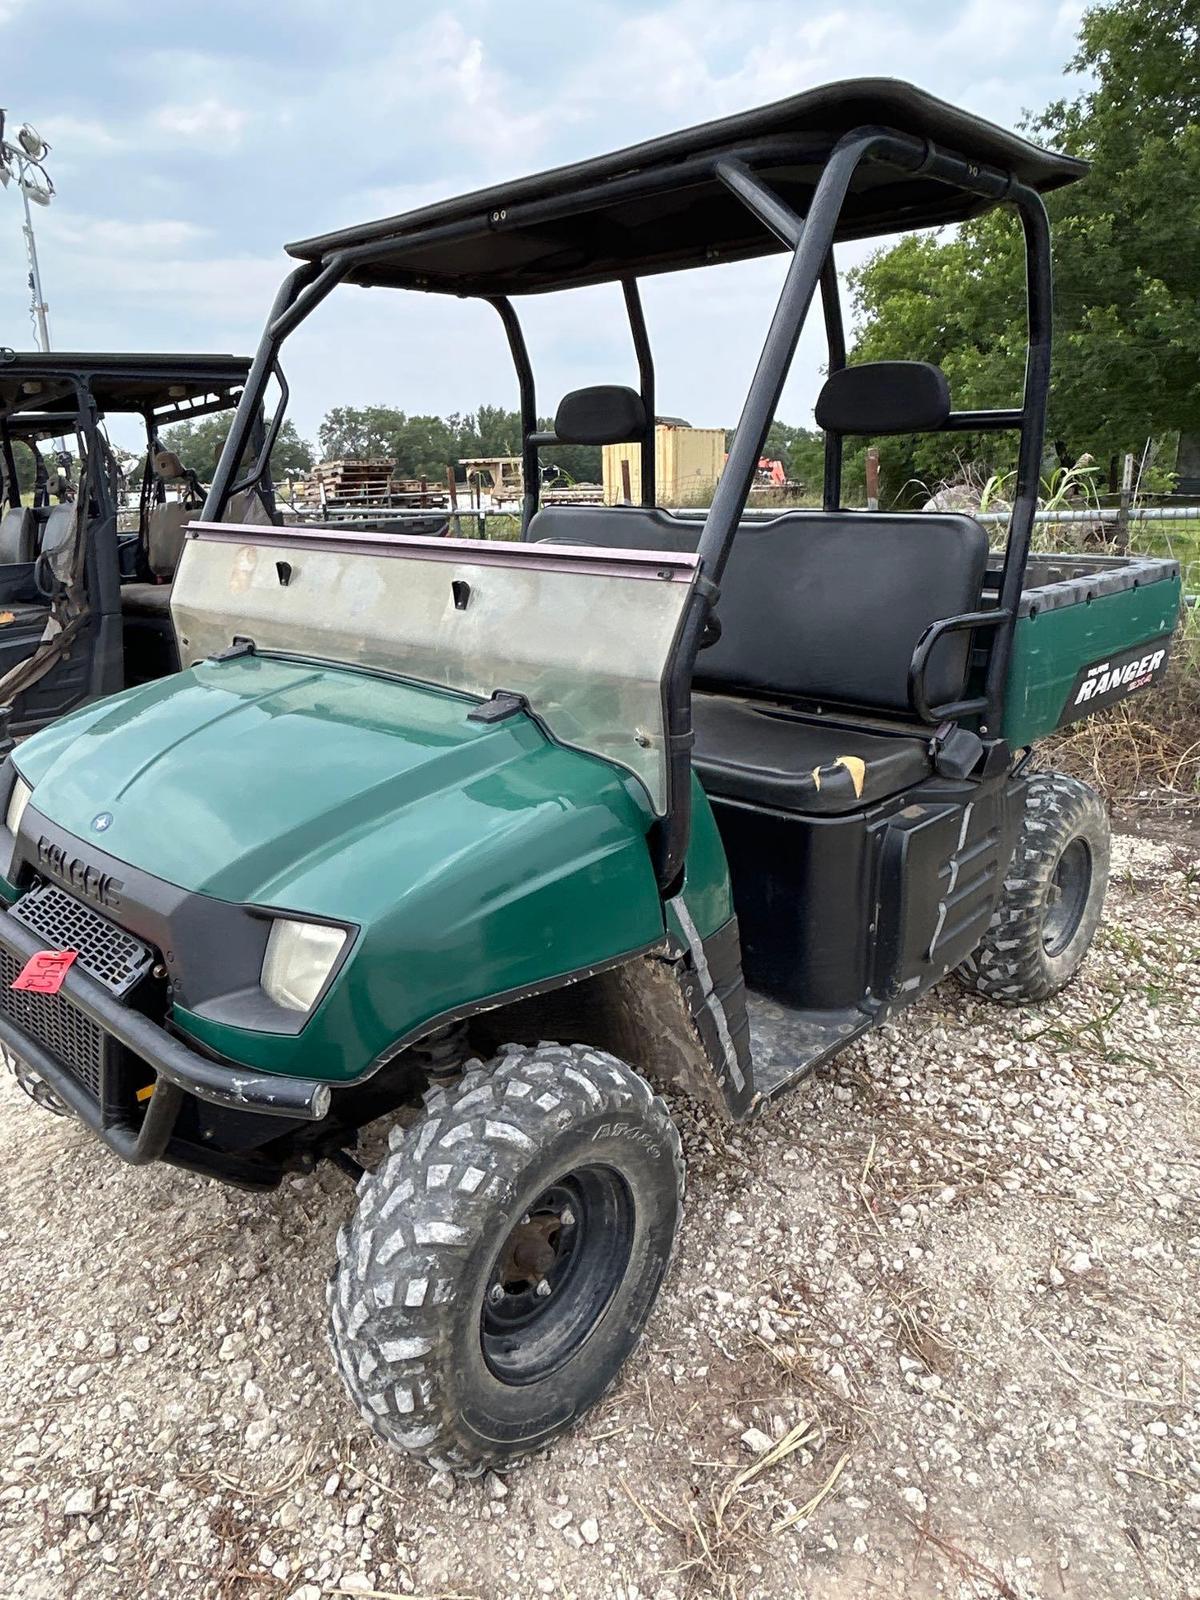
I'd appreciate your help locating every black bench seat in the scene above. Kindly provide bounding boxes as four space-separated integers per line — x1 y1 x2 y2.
531 500 987 816
692 693 932 813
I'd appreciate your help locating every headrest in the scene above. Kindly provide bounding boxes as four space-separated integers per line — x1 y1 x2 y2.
815 361 951 436
151 448 186 481
554 385 647 446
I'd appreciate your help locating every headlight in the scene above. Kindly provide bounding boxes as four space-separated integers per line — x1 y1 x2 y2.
260 918 347 1013
6 774 32 839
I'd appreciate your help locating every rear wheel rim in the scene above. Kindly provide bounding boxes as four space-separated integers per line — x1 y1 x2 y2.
481 1165 635 1386
1043 836 1092 956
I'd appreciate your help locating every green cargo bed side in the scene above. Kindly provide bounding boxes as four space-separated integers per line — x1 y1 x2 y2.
1001 565 1182 748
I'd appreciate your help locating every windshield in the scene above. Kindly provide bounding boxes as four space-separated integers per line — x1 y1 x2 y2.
171 523 698 814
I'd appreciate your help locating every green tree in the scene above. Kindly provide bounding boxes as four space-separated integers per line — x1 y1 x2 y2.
317 403 601 484
846 0 1200 495
317 405 403 461
159 414 314 482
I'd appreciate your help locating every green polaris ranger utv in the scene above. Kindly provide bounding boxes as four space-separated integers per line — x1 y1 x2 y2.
0 81 1182 1473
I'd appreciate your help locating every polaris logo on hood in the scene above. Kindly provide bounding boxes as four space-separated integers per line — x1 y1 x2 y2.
36 836 124 910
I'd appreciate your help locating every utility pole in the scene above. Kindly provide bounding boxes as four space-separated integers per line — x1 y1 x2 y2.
0 110 56 352
20 179 52 351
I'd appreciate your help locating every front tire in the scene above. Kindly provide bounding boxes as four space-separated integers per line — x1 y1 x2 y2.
328 1042 684 1473
957 770 1110 1004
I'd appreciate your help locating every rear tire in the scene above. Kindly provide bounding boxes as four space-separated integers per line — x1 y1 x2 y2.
2 1048 71 1117
328 1042 684 1474
956 771 1110 1005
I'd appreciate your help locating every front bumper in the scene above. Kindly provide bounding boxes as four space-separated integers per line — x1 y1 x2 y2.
0 906 331 1166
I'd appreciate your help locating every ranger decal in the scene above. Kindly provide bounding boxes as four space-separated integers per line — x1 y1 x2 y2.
1058 634 1172 728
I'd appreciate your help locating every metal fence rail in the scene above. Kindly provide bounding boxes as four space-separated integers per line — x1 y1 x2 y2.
972 505 1199 525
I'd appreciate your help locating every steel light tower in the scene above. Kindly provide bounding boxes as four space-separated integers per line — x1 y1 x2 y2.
0 110 56 352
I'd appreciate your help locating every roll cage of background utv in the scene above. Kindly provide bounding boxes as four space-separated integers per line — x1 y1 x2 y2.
0 351 261 730
201 80 1078 897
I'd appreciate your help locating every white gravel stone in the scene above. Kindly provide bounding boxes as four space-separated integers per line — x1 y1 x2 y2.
63 1487 97 1517
0 830 1193 1600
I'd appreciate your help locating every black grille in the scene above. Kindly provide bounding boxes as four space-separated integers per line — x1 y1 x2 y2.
10 884 153 996
0 946 106 1100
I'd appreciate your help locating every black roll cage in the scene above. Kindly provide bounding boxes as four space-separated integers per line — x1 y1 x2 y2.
1 383 113 522
0 356 262 533
203 119 1059 896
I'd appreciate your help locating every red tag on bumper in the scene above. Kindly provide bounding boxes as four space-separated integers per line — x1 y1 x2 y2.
11 950 78 994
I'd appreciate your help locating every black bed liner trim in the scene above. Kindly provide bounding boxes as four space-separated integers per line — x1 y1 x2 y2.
985 554 1182 619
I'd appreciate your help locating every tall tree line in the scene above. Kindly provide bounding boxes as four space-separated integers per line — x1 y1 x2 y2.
847 0 1199 498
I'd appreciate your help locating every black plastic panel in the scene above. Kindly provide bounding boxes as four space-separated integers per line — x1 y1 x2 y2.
710 767 1020 1015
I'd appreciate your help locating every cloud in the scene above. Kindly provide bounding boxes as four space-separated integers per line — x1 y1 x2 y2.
0 0 1093 448
312 13 556 177
49 216 209 253
152 98 249 144
32 114 128 155
61 250 282 320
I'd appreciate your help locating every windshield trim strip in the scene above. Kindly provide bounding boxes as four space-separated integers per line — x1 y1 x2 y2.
187 523 700 584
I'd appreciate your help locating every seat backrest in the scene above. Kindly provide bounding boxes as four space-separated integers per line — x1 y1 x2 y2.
528 504 988 715
0 507 35 565
147 501 200 578
39 501 82 586
222 488 277 527
532 503 701 554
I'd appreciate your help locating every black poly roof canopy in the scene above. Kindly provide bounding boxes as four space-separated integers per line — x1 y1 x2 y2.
288 78 1086 296
0 352 251 418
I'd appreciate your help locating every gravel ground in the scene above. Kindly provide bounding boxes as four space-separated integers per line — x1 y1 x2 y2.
0 828 1197 1600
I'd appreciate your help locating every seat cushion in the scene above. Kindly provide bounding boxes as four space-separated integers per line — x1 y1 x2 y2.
121 581 174 618
0 600 51 629
692 692 932 814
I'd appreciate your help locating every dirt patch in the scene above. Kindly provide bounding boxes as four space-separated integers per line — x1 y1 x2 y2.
0 831 1197 1600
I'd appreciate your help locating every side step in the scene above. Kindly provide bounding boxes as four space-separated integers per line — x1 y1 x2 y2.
745 991 872 1108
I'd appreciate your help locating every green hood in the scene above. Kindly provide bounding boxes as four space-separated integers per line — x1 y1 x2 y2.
15 657 673 1077
19 656 654 906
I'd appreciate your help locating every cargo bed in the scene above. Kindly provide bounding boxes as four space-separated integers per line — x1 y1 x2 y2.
986 553 1183 747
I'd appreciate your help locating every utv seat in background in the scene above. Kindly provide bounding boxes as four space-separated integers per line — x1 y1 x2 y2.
0 507 36 565
120 502 200 618
0 507 40 609
121 488 275 628
0 500 83 626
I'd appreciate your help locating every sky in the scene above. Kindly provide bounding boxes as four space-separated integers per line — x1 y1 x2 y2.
0 0 1089 454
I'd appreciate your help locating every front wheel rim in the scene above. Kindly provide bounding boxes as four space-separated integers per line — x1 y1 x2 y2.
1043 836 1093 956
480 1165 635 1386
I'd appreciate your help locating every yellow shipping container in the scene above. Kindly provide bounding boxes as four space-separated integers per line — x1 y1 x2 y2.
602 425 725 506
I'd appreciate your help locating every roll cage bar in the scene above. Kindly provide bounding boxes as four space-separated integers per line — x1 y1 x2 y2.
0 352 259 526
202 83 1084 895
